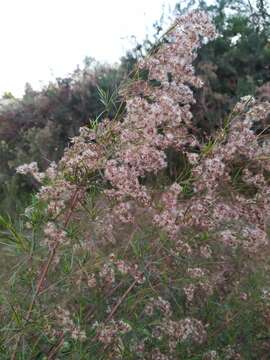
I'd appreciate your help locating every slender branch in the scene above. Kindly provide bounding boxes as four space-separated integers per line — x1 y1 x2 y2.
11 188 81 360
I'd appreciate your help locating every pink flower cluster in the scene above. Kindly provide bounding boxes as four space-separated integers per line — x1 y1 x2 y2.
53 306 86 342
104 10 216 214
96 319 132 345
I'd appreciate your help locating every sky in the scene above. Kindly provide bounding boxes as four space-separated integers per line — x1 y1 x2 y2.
0 0 177 97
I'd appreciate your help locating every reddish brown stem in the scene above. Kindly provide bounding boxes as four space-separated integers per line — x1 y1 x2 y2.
11 188 81 360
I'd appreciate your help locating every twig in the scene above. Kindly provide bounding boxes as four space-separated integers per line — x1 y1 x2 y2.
106 279 137 323
47 333 65 360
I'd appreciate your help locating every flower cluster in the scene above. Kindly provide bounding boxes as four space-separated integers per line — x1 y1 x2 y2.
43 222 68 250
99 254 146 286
144 296 172 318
16 161 45 182
103 11 216 220
96 319 132 345
53 307 86 342
153 317 207 345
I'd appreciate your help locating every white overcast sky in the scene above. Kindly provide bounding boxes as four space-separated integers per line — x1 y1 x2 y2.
0 0 177 97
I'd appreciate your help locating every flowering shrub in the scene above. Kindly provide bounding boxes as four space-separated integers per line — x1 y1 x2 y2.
2 10 270 359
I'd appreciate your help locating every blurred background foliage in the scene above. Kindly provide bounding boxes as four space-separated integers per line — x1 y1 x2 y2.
0 0 269 215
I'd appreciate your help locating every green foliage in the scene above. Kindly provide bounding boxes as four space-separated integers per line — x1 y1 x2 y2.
190 0 270 132
0 196 270 359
